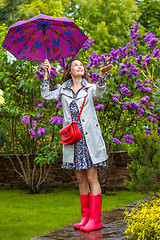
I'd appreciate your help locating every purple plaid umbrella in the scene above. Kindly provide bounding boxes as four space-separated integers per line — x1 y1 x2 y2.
2 13 88 63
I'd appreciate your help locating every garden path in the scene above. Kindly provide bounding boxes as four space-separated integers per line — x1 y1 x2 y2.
31 199 144 240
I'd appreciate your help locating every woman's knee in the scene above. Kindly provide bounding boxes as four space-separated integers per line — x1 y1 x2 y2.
87 174 99 185
86 167 99 185
74 170 88 184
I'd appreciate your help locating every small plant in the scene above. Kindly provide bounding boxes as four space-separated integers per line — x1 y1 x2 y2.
124 120 160 193
124 194 160 240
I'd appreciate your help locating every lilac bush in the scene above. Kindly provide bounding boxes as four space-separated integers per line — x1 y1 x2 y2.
84 21 160 156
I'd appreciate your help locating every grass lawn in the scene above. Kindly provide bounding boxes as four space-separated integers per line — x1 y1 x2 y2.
0 188 147 240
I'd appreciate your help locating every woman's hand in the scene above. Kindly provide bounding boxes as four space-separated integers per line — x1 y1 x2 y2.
42 59 51 80
42 59 51 74
100 64 113 78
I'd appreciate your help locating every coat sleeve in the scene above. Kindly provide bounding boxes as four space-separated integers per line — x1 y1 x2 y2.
91 83 106 99
40 85 61 101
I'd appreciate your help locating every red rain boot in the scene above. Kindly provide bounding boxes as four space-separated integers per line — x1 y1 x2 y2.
80 193 102 232
73 192 90 229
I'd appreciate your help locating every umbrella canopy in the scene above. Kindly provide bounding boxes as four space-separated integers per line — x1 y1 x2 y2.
2 13 88 62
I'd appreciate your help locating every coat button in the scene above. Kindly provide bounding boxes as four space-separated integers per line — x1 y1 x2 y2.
82 119 85 122
85 132 88 135
96 124 98 127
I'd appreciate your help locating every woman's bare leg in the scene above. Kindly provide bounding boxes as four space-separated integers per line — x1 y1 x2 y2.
86 167 101 195
74 169 90 195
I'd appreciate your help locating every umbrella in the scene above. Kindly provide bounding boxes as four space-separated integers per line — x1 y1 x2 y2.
2 13 88 63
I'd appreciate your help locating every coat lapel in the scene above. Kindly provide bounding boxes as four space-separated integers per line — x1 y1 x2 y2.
61 79 92 99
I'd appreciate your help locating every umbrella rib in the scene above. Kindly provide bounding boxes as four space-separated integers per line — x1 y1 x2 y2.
49 27 76 48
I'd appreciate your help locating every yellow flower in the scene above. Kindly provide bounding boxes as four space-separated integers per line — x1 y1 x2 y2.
0 95 5 105
0 89 3 96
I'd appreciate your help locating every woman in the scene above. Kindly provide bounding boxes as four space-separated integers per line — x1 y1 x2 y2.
40 58 112 232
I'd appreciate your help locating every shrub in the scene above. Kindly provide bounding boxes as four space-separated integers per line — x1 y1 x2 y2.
124 120 160 193
124 195 160 240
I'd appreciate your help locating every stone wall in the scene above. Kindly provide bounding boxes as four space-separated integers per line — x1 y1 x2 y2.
0 151 132 191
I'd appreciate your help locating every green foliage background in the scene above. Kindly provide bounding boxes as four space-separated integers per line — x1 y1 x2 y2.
0 0 160 51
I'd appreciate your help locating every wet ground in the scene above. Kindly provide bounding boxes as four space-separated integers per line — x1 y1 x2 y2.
31 199 145 240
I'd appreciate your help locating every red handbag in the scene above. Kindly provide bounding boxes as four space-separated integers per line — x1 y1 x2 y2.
59 89 88 145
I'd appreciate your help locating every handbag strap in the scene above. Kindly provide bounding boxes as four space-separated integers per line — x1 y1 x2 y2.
76 88 88 125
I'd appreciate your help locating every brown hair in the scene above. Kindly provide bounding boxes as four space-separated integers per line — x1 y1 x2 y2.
62 58 91 83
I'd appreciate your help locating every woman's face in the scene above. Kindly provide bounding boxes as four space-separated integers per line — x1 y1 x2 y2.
70 60 84 78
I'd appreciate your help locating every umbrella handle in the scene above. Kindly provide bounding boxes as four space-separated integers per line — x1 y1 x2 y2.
44 39 48 60
43 33 49 79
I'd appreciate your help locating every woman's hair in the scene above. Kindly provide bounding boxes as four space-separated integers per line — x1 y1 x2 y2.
62 58 91 83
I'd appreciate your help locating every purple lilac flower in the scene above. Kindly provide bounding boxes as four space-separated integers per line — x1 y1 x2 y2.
29 128 37 138
130 22 140 46
152 46 160 58
137 106 146 117
120 64 127 68
127 64 139 79
36 70 44 80
87 52 101 69
157 127 160 132
140 96 150 104
100 53 109 65
122 134 134 144
49 116 58 124
50 66 58 78
148 38 159 49
32 120 38 129
37 65 58 80
51 86 58 90
36 113 42 119
21 116 30 125
37 103 44 108
121 86 130 97
125 62 132 68
82 36 95 51
144 32 158 49
95 104 104 111
107 74 112 79
113 94 120 103
145 129 151 135
112 138 122 145
58 58 66 69
49 115 63 124
141 86 152 93
136 79 152 93
122 101 128 110
91 72 100 83
129 47 137 57
108 48 119 63
147 102 154 107
37 127 45 135
119 65 128 75
147 115 157 122
129 101 140 110
141 54 152 68
57 115 63 124
126 43 131 49
136 54 143 64
117 46 128 59
56 102 62 109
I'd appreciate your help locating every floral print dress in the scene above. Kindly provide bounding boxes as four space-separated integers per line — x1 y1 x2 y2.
41 77 107 170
